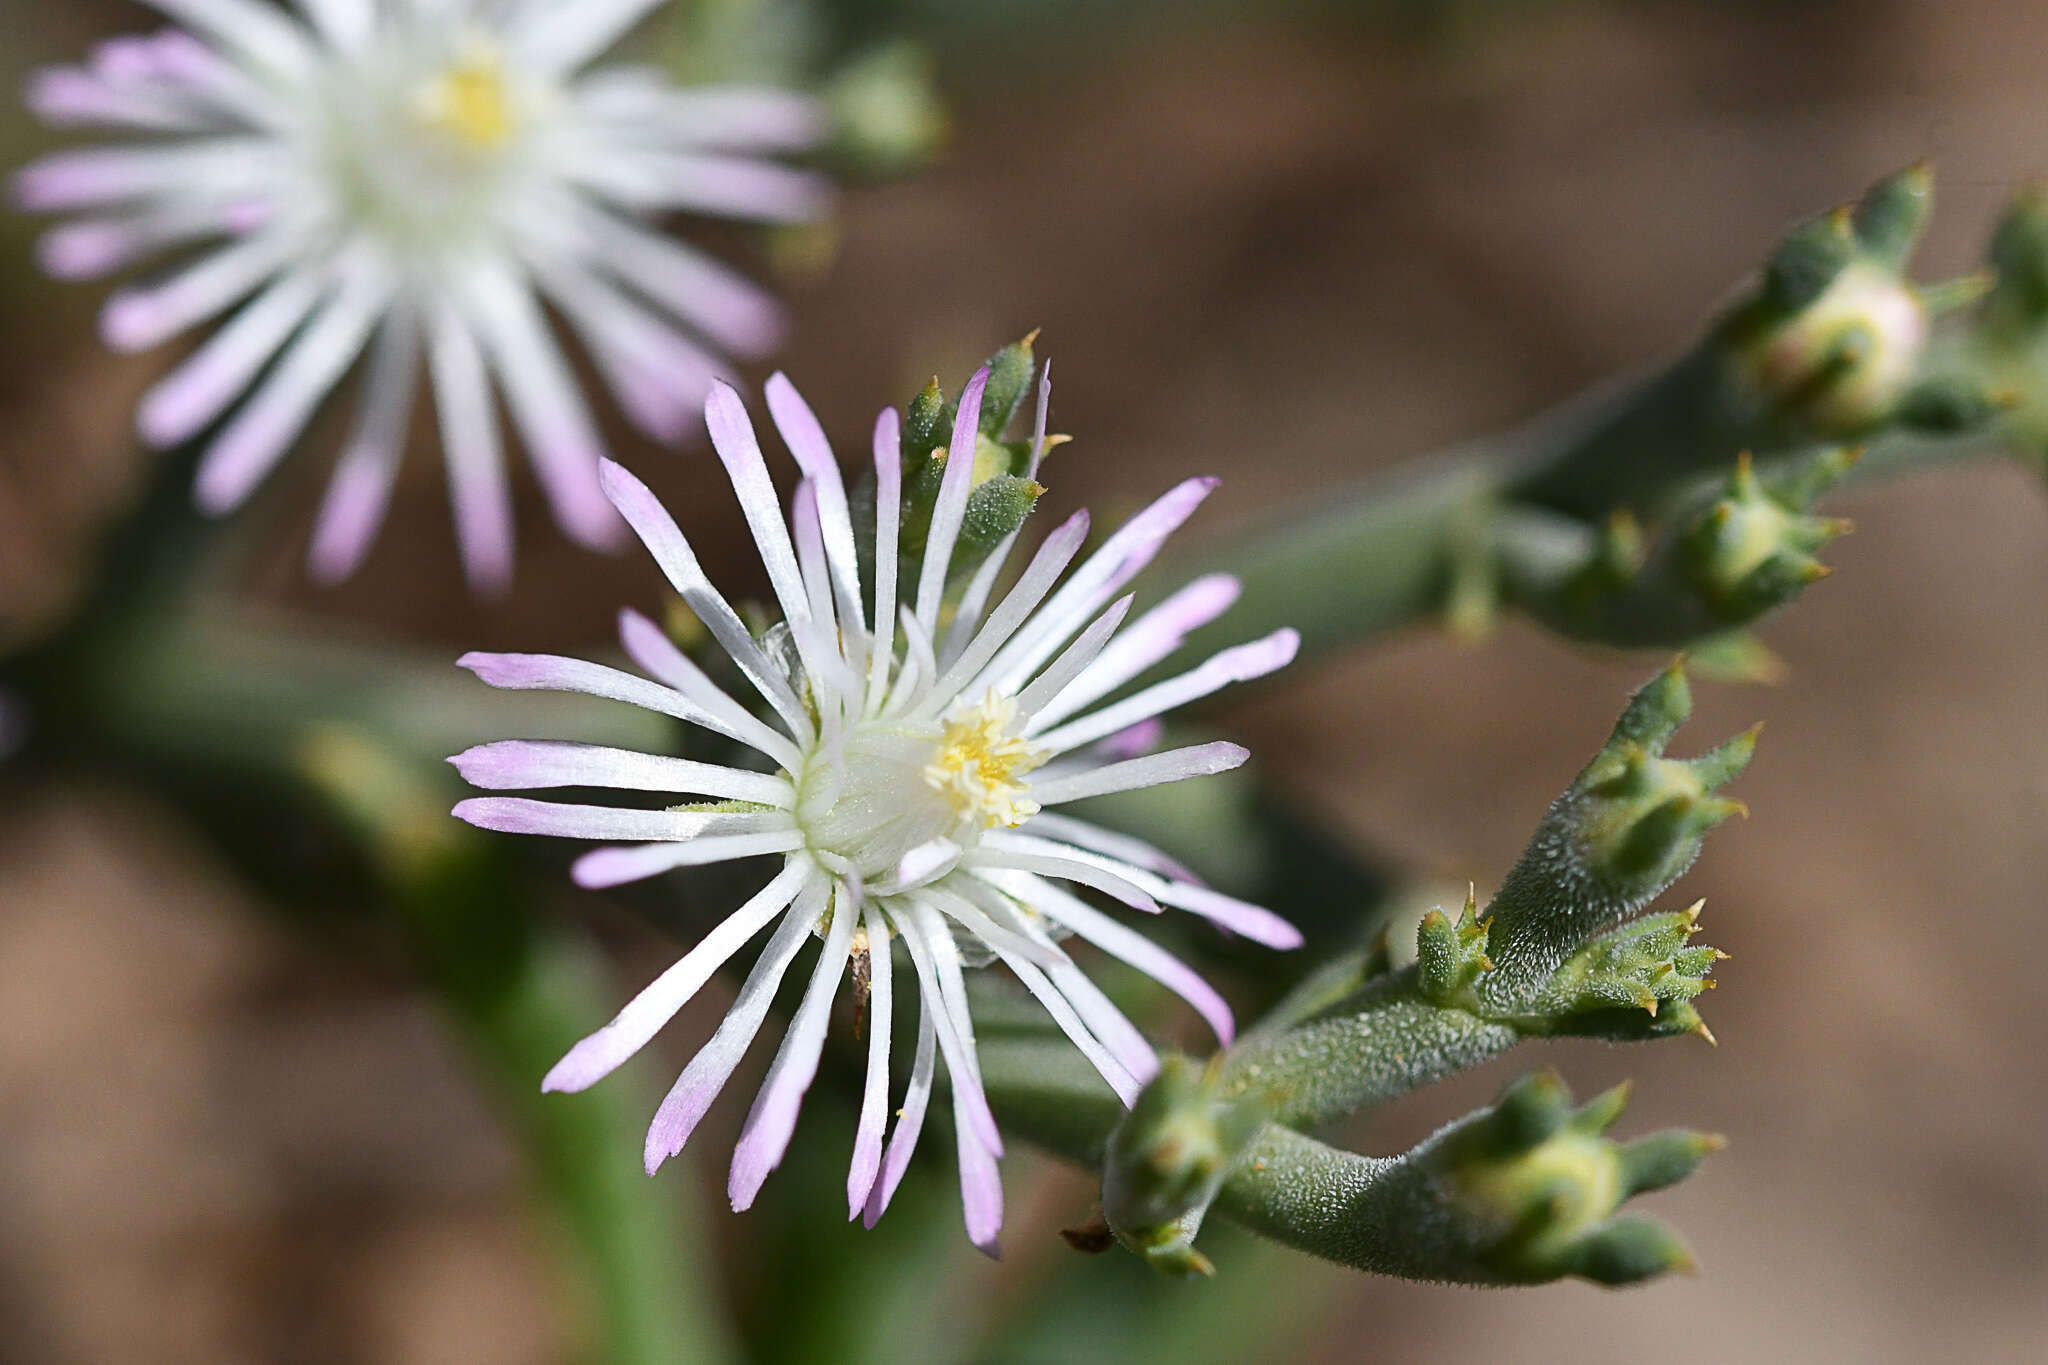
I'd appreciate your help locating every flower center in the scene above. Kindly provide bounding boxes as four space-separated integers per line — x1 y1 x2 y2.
413 52 518 152
794 692 1048 881
313 32 540 255
923 690 1048 832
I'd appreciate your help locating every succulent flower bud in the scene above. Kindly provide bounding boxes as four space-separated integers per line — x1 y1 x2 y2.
1476 661 1754 1008
1683 450 1855 620
1102 1056 1267 1277
1429 1072 1719 1285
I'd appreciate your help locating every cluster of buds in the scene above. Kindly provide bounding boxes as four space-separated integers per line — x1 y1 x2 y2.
1683 448 1856 618
883 333 1056 595
1414 887 1724 1043
1719 163 1994 439
1476 662 1754 1007
1415 1071 1721 1285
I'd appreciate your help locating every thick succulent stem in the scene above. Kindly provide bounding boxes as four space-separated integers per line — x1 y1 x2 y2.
1210 1075 1716 1286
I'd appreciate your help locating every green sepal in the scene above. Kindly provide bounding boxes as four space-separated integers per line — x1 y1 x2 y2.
1849 160 1934 269
978 331 1039 437
1758 206 1859 319
1415 886 1494 1008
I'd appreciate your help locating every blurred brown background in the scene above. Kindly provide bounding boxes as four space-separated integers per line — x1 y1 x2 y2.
2 1 2045 1361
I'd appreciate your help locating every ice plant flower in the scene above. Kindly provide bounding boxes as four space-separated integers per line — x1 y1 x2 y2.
13 0 828 590
449 365 1302 1250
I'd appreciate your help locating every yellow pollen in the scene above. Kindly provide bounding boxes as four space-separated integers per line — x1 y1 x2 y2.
924 690 1049 831
416 54 517 151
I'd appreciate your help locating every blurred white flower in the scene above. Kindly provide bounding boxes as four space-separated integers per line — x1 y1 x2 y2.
451 367 1301 1250
15 0 829 590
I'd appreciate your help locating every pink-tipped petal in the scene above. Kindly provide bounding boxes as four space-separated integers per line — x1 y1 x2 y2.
543 862 809 1092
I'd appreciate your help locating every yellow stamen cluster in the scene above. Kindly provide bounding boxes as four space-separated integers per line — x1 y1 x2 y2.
924 690 1049 831
415 51 517 151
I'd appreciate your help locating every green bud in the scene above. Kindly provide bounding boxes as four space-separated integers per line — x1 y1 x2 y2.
1477 662 1756 1008
1430 1072 1712 1286
901 376 948 472
1982 183 2048 338
826 42 946 178
978 331 1039 438
1103 1056 1267 1277
1684 451 1854 618
1519 900 1728 1042
1416 887 1494 1008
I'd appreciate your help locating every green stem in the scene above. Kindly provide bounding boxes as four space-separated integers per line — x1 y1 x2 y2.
1219 969 1519 1129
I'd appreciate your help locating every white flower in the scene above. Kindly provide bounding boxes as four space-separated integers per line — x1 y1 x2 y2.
14 0 828 590
450 366 1300 1251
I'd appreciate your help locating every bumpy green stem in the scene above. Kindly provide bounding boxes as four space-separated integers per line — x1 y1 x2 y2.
1211 1075 1713 1286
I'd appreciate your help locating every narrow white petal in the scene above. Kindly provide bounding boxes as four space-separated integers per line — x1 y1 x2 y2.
1031 630 1299 753
965 848 1159 915
308 309 419 583
985 832 1299 950
453 796 794 843
865 408 902 713
975 868 1236 1045
898 908 1003 1155
192 256 391 514
913 368 989 635
847 902 894 1217
981 477 1220 696
594 459 812 740
450 739 794 806
97 225 301 352
1029 741 1249 806
136 262 324 447
25 66 220 132
428 302 515 592
292 0 372 51
767 373 864 628
614 608 808 773
989 945 1140 1104
458 649 793 768
510 0 667 76
573 832 807 889
862 976 935 1228
916 884 1062 969
729 884 859 1209
705 384 814 628
572 72 825 152
455 257 622 551
1031 574 1243 729
570 148 829 222
1023 812 1203 884
543 861 808 1092
16 138 279 214
1009 595 1133 722
644 876 827 1175
137 0 318 79
531 245 725 444
917 509 1090 718
951 1079 1005 1257
570 201 784 357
